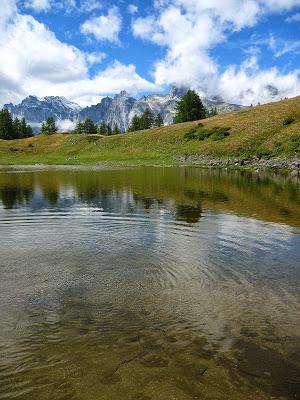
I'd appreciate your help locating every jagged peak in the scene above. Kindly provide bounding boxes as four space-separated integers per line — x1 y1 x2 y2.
115 90 130 99
168 86 189 98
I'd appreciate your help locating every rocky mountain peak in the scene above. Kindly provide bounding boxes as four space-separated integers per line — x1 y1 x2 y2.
3 87 245 133
115 90 129 98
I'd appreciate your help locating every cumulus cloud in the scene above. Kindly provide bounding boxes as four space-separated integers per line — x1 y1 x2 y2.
24 0 77 13
0 5 156 107
80 7 122 42
86 51 107 65
217 56 300 104
128 4 138 14
24 0 51 12
132 0 300 104
79 0 102 12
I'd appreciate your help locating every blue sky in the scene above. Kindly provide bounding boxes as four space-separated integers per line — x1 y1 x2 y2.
1 0 300 106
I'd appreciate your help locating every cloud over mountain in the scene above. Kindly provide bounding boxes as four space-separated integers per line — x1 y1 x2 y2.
0 0 300 108
132 0 300 104
0 1 156 107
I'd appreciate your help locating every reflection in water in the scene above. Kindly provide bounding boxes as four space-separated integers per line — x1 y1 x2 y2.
0 185 33 209
0 167 299 400
175 204 202 223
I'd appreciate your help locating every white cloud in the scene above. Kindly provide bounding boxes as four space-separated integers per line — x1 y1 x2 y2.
24 0 79 14
63 61 158 106
79 0 102 13
132 0 300 104
0 6 156 107
24 0 51 12
286 12 300 21
264 0 300 10
0 0 17 30
128 4 138 14
217 56 300 104
80 7 122 42
86 51 107 65
269 33 300 57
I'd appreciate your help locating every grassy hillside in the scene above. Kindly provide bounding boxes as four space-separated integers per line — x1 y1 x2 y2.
0 96 300 165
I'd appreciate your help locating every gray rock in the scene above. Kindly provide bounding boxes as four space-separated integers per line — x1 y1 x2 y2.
3 87 245 133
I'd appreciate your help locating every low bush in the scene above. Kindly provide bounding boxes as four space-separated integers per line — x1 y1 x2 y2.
210 127 231 141
283 116 295 126
185 125 231 141
184 127 197 140
256 149 272 159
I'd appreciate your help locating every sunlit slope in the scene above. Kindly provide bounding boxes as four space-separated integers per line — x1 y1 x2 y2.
0 96 299 165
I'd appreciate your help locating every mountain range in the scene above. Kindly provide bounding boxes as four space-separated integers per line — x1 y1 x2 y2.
3 87 244 133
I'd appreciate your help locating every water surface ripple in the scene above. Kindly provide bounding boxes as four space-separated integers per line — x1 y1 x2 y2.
0 167 299 400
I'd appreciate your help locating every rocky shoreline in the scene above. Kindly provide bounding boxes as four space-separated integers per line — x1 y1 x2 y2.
177 156 300 173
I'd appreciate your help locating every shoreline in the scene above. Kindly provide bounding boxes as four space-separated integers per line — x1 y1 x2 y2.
0 156 300 175
177 156 300 174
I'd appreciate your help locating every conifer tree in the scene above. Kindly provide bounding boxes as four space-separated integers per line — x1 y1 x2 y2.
140 108 154 129
128 115 141 132
20 118 33 138
41 116 57 135
0 109 32 139
83 119 97 134
174 90 206 123
74 121 84 134
154 113 164 127
13 117 21 138
106 124 112 136
98 121 108 135
0 109 15 139
112 124 121 135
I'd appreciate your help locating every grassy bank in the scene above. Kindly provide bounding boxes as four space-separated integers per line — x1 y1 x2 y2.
0 96 300 166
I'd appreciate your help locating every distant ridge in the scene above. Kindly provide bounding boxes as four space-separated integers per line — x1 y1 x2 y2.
4 87 244 133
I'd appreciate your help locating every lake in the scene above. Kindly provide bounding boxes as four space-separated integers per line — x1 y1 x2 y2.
0 166 299 400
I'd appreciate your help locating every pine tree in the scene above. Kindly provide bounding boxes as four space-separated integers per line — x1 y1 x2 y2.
19 118 26 138
174 90 206 123
74 121 84 134
41 116 57 135
0 109 15 139
106 124 112 136
112 124 121 135
20 118 33 138
13 117 21 139
25 123 33 138
154 113 163 127
41 122 46 134
83 119 97 134
140 108 154 129
128 115 141 132
98 121 108 135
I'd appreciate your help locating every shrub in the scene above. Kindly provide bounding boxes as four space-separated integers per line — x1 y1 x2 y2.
210 127 231 141
185 125 231 141
290 134 300 153
184 127 197 139
256 149 272 159
198 130 213 141
283 116 295 126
